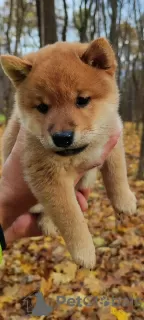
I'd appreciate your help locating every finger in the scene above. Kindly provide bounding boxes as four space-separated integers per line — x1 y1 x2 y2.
76 190 89 212
4 213 42 244
80 188 91 201
101 132 121 163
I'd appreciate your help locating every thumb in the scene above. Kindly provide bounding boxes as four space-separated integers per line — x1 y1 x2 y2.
4 213 42 244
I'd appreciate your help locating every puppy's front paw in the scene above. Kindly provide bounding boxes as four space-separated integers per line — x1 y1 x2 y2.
112 189 137 215
39 215 58 237
74 247 96 270
70 239 96 269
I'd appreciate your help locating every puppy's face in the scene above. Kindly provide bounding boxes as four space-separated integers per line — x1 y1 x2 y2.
1 39 120 156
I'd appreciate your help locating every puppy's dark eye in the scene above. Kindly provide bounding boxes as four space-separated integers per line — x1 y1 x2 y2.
36 103 49 114
76 96 91 108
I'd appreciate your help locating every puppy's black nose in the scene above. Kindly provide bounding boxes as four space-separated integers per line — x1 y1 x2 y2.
52 131 74 148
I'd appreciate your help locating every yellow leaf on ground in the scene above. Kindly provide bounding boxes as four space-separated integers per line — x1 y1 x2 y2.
111 307 131 320
40 276 53 296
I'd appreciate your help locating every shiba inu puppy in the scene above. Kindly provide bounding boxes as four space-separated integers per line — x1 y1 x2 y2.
1 38 136 269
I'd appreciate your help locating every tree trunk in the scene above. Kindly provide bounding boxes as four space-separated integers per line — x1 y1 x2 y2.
137 117 144 180
62 0 68 41
109 0 118 53
36 0 42 47
36 0 57 47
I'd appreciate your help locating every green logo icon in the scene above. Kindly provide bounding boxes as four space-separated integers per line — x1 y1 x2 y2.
0 244 3 264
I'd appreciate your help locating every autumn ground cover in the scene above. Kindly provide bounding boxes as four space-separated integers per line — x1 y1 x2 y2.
0 123 144 320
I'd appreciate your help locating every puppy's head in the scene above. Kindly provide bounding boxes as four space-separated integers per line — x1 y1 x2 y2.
1 38 120 156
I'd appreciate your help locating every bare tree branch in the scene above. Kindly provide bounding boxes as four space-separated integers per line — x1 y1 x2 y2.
6 0 14 54
62 0 68 41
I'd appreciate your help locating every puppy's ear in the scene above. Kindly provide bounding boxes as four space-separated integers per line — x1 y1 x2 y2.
81 38 117 75
0 55 32 86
